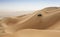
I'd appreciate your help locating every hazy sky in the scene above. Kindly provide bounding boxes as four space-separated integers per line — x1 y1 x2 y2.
0 0 60 11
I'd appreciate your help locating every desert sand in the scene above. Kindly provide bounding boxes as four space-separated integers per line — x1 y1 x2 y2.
0 7 60 37
1 29 60 37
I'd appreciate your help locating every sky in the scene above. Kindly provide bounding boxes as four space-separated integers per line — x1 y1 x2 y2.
0 0 60 11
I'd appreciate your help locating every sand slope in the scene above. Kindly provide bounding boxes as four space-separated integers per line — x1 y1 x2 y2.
1 29 60 37
0 7 60 36
2 7 60 34
12 29 60 37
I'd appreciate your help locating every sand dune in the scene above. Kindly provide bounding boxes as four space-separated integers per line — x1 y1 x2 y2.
0 7 60 34
0 7 60 37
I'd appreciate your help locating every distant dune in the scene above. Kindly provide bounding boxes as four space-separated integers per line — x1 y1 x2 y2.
0 11 34 18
